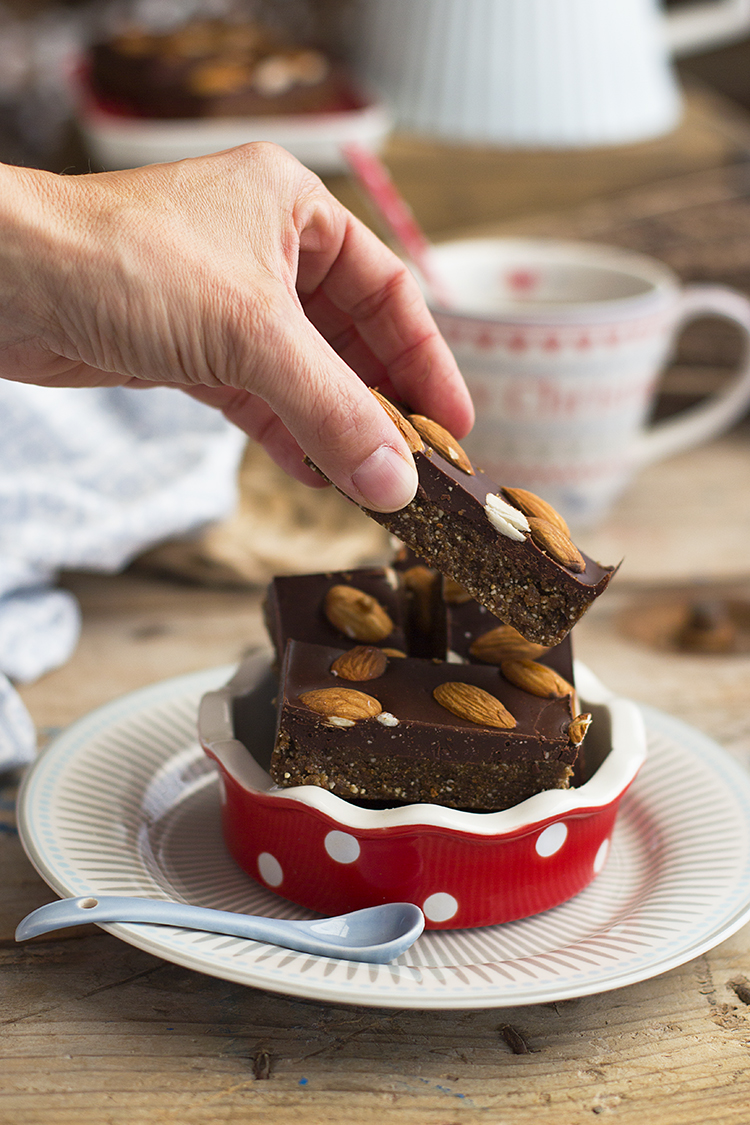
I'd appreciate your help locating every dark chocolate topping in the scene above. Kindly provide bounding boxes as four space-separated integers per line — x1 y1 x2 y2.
304 420 616 645
410 447 611 588
280 640 576 765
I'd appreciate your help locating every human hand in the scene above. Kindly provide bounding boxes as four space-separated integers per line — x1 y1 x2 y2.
0 144 473 511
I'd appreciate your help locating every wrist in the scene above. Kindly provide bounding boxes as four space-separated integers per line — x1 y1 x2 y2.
0 163 93 350
0 165 61 338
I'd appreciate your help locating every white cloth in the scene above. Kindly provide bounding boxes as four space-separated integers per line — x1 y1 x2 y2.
0 381 246 772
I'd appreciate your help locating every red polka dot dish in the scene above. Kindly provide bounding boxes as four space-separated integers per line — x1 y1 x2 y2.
198 652 647 930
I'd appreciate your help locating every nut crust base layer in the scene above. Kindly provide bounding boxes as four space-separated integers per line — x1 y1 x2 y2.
375 495 608 646
273 731 574 811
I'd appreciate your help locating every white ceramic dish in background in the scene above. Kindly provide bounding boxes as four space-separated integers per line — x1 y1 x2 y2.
16 664 750 1008
342 0 750 146
75 79 393 173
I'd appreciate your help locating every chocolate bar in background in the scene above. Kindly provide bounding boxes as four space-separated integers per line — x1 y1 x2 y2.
390 550 446 659
263 567 409 666
88 20 355 121
439 575 576 683
391 546 575 683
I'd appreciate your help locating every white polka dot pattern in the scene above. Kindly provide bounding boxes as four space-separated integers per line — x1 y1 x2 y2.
423 893 459 923
594 838 610 873
535 821 568 857
257 852 283 887
324 831 361 864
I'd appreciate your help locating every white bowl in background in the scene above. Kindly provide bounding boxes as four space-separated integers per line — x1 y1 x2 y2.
75 77 393 174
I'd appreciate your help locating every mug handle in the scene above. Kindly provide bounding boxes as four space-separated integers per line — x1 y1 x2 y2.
665 0 750 55
635 284 750 469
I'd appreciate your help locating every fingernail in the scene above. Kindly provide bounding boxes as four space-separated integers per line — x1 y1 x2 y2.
350 445 418 512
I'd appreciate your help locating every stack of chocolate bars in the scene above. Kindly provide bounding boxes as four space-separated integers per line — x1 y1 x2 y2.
262 395 616 812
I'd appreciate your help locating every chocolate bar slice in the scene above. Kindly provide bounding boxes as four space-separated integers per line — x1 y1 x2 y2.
263 567 409 664
270 639 581 811
308 400 616 645
88 22 353 120
426 569 587 784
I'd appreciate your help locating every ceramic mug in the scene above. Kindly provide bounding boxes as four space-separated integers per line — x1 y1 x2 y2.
342 0 750 146
427 238 750 527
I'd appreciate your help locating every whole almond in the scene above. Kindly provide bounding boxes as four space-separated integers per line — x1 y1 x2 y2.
299 687 382 721
433 681 516 729
501 487 571 537
402 564 439 633
402 564 436 589
568 712 592 745
501 658 575 699
189 60 251 96
370 388 423 452
324 584 394 643
469 625 548 664
407 414 475 475
443 576 473 604
331 645 388 682
381 647 407 658
527 517 586 573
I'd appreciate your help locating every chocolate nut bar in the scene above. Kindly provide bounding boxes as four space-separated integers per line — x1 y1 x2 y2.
418 566 587 786
263 567 409 665
439 574 575 683
270 639 581 811
307 397 616 646
390 551 576 683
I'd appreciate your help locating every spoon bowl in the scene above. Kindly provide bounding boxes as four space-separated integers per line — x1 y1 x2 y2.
15 895 425 964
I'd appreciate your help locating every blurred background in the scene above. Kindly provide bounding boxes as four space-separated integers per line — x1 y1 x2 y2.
2 1 750 296
5 0 750 668
3 0 750 587
3 1 750 291
1 1 750 202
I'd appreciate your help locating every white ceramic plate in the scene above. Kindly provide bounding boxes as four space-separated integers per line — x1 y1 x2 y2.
17 665 750 1010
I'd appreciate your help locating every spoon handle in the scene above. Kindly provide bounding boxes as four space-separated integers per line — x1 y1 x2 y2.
17 896 295 941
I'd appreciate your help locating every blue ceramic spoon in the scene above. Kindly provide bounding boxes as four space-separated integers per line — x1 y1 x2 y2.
16 895 425 963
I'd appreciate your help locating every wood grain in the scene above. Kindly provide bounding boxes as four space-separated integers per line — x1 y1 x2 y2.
3 925 750 1124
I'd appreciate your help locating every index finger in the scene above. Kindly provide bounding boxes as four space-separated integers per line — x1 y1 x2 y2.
297 206 474 439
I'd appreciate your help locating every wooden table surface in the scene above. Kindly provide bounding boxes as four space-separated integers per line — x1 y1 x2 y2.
5 86 750 1125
